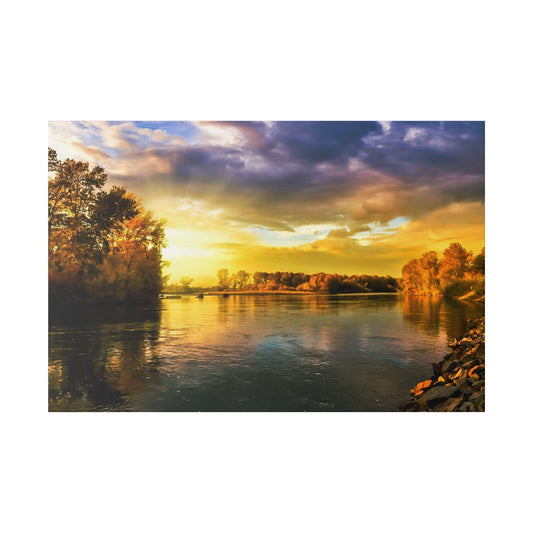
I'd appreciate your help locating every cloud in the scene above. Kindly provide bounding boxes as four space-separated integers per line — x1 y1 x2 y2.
50 121 484 230
327 224 371 238
49 120 484 282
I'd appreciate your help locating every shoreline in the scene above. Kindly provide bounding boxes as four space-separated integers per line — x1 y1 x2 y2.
161 290 399 297
399 316 485 412
208 291 397 296
161 291 485 301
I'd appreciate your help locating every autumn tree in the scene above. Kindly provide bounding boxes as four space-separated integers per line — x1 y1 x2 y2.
217 269 230 290
401 259 423 293
418 251 440 294
48 147 59 171
400 243 483 295
48 149 165 303
472 247 485 276
179 276 194 292
438 242 472 288
235 270 250 289
252 271 269 288
100 201 166 299
217 269 396 294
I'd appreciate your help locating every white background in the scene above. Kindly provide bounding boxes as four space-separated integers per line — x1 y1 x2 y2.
2 1 532 532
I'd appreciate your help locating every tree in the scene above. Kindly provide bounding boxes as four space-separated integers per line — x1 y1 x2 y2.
217 269 230 290
472 247 485 276
48 155 131 270
48 147 59 171
252 271 269 288
179 276 194 291
48 150 165 303
438 242 472 288
418 251 440 294
401 259 422 293
235 270 249 289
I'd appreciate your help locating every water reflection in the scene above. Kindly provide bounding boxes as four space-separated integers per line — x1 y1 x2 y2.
49 295 484 411
49 304 162 411
402 295 484 340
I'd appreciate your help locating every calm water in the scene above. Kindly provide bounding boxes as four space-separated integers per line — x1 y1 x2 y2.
49 294 484 412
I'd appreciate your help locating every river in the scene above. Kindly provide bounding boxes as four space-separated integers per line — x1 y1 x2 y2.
48 294 484 411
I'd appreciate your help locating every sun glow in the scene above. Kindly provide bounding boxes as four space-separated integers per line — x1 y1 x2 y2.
49 121 485 287
163 245 212 259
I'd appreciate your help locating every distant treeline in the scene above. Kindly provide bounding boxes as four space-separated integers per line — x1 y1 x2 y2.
401 243 485 296
215 269 398 293
48 149 166 304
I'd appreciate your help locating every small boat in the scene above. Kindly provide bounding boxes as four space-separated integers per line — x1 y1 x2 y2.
222 293 230 298
196 292 204 299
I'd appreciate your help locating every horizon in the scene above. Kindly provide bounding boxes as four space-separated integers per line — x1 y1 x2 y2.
49 121 485 285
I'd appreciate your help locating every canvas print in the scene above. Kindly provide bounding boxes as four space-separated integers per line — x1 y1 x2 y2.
48 121 485 412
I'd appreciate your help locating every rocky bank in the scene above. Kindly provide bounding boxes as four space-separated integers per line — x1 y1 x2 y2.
400 317 485 412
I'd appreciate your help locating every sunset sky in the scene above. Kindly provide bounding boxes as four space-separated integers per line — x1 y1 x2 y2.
49 121 485 284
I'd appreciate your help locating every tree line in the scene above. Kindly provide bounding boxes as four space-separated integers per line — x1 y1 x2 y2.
215 269 398 293
48 149 166 304
401 243 485 296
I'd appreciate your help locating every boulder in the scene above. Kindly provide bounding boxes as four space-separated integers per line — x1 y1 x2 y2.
410 379 433 398
441 359 457 374
399 401 418 412
468 365 484 379
471 379 485 390
432 395 464 412
459 402 474 412
418 385 460 407
399 317 485 412
470 391 485 402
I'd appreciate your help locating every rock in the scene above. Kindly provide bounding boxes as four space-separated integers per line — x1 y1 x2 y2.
471 379 485 390
400 317 485 412
455 376 466 388
459 401 474 412
441 359 457 373
469 391 484 402
433 395 464 412
461 359 479 369
399 401 419 412
445 396 464 411
451 368 464 380
418 385 460 407
410 379 433 397
467 365 484 379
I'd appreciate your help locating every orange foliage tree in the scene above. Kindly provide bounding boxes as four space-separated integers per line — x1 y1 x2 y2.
401 242 483 295
48 149 166 303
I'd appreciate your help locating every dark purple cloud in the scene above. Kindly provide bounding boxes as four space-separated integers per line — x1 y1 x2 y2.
113 121 484 231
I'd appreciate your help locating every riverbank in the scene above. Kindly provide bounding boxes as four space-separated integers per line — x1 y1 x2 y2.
400 278 485 303
162 290 398 297
209 290 396 295
399 316 485 412
457 291 485 303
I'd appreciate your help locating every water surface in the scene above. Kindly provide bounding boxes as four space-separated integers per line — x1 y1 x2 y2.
49 294 484 411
